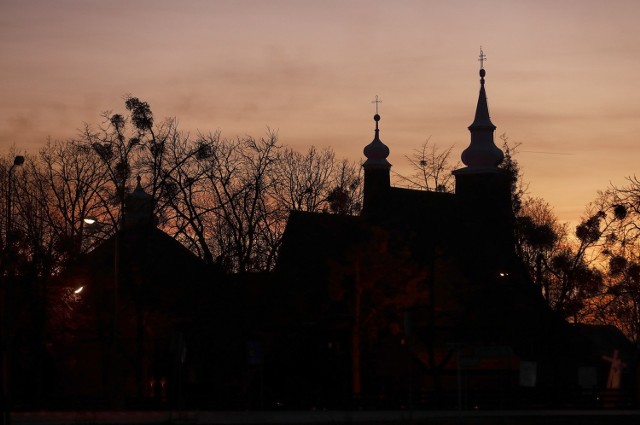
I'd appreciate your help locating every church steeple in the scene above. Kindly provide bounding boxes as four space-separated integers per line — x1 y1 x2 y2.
362 96 391 215
453 49 514 253
363 96 390 169
460 47 504 169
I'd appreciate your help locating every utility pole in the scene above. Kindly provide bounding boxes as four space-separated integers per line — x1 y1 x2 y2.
1 155 24 425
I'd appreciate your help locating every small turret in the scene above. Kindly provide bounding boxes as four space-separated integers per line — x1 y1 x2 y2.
124 176 157 229
362 96 391 216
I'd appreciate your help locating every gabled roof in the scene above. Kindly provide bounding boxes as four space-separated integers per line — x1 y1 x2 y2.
89 227 208 279
573 323 635 361
276 210 364 274
386 187 457 225
57 226 212 300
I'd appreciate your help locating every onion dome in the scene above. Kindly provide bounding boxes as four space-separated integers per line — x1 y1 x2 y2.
363 114 391 169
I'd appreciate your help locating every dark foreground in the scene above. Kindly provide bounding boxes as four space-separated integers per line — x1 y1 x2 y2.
11 410 640 425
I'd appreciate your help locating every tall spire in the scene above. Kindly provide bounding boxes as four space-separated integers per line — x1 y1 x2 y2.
460 47 504 168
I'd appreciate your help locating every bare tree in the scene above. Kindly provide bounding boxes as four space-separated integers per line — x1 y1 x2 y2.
155 131 218 266
202 132 281 273
33 140 113 260
273 146 336 212
327 159 362 215
395 138 459 193
518 197 619 321
515 198 563 298
497 134 529 215
583 184 640 342
273 146 362 216
493 134 608 321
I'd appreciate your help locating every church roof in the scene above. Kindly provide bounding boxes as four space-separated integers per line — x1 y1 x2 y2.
573 324 635 360
277 210 363 273
70 226 211 296
386 187 457 226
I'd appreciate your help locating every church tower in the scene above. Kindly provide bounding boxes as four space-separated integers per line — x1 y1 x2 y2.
362 97 391 216
453 49 514 246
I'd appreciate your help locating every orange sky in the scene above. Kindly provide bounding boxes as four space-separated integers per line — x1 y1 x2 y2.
2 0 640 225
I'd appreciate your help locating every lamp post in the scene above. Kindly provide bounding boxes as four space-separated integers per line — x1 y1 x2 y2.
2 155 24 425
75 212 122 407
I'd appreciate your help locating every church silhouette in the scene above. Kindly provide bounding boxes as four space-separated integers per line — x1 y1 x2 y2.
271 58 635 408
44 54 636 410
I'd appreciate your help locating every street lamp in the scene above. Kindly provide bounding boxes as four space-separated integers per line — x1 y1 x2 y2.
2 155 24 425
77 217 99 256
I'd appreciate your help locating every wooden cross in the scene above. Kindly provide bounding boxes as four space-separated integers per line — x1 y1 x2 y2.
371 95 382 115
602 349 627 389
479 47 486 69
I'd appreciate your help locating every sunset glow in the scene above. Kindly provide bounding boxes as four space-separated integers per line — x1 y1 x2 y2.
2 0 640 224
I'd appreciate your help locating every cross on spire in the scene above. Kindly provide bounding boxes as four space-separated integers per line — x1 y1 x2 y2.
479 46 486 70
371 95 382 115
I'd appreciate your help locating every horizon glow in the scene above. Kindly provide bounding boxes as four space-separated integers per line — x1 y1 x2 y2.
2 0 640 225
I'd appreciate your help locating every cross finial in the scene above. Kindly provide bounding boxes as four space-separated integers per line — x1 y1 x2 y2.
371 95 382 115
479 46 486 70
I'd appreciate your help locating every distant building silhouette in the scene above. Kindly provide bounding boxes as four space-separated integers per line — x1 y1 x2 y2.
46 178 213 408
